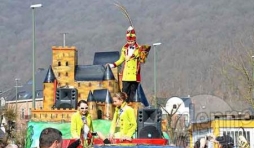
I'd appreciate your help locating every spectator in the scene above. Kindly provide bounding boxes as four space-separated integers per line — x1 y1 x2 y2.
215 134 234 148
39 127 62 148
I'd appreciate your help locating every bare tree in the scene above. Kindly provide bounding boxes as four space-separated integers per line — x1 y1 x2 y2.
159 103 188 147
219 35 254 108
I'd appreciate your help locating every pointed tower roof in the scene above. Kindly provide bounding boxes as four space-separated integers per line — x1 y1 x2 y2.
136 84 150 107
87 91 95 102
43 65 56 83
103 65 115 80
105 90 112 104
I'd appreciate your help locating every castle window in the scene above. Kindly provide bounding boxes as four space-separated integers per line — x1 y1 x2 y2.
58 61 61 66
65 72 68 76
58 73 61 77
173 104 177 109
66 61 69 66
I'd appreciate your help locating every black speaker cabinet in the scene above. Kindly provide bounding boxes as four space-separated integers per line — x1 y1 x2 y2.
55 88 78 109
137 108 162 138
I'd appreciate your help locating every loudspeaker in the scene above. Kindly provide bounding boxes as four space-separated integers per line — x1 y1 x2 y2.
137 108 162 138
55 88 78 109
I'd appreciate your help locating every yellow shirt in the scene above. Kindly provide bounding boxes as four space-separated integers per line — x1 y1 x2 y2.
110 102 137 138
70 111 94 139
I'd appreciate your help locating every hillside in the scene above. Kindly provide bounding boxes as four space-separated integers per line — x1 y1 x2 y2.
1 0 254 106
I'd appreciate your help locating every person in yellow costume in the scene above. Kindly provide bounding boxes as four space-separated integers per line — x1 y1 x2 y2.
109 26 142 103
70 100 94 146
96 92 137 144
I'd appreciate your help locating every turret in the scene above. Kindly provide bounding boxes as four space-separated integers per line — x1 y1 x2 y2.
104 90 113 120
43 65 57 110
87 91 98 119
103 65 119 93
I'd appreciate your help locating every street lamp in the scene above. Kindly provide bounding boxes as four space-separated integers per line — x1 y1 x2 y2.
252 56 254 101
153 42 162 108
30 3 42 109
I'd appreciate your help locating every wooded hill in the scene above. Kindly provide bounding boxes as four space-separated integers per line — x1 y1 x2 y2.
1 0 254 109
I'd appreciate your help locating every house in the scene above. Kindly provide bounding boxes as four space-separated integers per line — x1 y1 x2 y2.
163 94 254 148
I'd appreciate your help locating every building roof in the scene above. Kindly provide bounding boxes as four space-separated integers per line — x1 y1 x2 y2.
43 65 56 83
93 51 119 65
190 95 233 123
4 68 47 101
75 65 107 81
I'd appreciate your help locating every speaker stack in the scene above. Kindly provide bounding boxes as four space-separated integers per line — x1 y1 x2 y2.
55 88 78 109
137 108 162 138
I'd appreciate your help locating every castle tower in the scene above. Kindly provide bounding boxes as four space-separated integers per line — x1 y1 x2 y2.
104 90 113 120
51 46 77 87
43 65 57 110
87 91 98 119
103 65 119 93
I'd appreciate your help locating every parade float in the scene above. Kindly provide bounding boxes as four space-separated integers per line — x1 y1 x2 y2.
24 2 175 147
25 46 170 148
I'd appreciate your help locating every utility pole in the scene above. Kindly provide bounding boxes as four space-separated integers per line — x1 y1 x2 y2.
15 78 22 112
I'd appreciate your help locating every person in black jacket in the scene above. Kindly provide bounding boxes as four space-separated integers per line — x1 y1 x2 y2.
215 134 234 148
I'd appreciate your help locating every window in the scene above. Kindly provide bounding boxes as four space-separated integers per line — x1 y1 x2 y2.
66 61 69 66
65 72 68 76
58 61 61 66
21 108 24 119
173 104 177 109
221 129 251 147
36 90 42 97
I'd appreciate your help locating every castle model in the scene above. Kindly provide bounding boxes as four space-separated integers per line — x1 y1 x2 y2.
31 46 147 122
